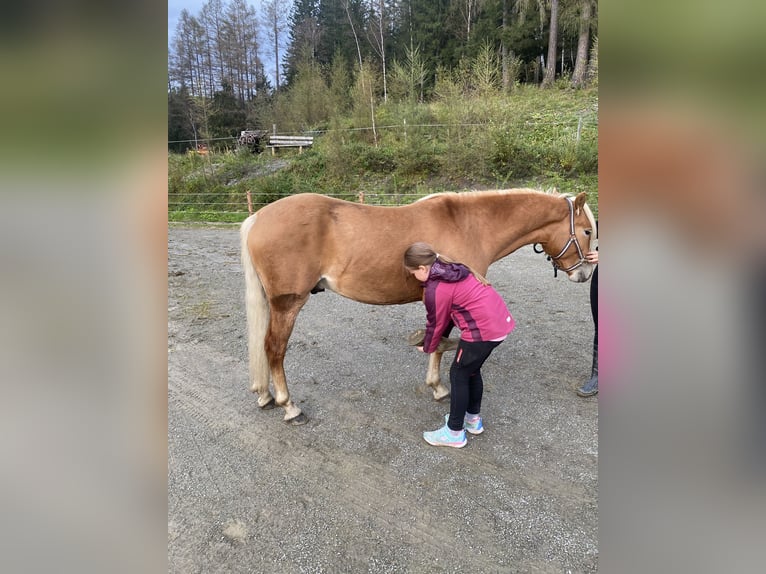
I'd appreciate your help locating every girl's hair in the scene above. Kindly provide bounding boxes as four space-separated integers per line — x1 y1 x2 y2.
403 242 490 285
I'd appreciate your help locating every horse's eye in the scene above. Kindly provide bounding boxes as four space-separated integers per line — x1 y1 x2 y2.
584 229 592 236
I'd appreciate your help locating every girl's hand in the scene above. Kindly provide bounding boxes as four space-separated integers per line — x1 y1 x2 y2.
585 250 598 264
416 346 424 353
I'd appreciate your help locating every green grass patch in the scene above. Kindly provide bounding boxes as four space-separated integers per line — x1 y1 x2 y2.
168 87 598 220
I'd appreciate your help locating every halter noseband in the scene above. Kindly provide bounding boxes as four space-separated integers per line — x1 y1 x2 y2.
533 196 587 277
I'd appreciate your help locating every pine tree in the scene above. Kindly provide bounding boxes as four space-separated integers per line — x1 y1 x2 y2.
283 0 319 87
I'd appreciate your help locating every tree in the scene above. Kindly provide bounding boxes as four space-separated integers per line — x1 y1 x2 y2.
395 0 457 75
209 81 246 142
501 0 510 90
342 0 377 144
283 0 320 86
168 87 196 152
570 0 596 88
541 0 558 87
263 0 291 91
515 0 548 84
222 0 262 101
328 50 353 113
170 10 207 97
389 43 428 103
453 0 486 45
471 40 500 94
200 0 227 97
365 0 390 102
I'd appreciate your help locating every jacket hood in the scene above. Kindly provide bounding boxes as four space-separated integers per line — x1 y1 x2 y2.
428 260 470 283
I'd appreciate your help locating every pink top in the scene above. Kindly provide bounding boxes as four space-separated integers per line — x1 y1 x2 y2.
421 261 515 353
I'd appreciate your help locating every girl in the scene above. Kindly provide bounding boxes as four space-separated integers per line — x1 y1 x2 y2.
404 243 515 448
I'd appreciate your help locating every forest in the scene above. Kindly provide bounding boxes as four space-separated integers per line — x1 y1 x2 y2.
168 0 598 220
169 0 597 147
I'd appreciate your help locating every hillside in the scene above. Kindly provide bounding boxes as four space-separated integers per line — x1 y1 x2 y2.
168 86 598 222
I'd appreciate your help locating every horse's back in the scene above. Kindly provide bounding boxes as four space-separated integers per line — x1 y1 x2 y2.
246 194 425 303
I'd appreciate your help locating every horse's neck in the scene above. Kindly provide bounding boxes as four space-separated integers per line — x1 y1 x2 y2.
482 192 564 260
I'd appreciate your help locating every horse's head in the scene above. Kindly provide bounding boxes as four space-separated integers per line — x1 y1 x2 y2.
542 192 597 283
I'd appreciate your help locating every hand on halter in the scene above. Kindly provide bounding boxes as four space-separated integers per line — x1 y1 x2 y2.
585 250 598 264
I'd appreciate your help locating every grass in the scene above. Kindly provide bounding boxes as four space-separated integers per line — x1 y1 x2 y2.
169 86 598 222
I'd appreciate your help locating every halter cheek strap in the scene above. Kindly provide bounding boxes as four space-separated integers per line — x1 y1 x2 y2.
536 196 587 276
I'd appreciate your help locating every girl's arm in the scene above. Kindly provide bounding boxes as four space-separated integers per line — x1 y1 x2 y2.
422 283 453 353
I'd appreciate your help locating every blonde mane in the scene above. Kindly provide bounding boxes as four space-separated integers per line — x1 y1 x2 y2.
417 188 597 237
417 187 562 202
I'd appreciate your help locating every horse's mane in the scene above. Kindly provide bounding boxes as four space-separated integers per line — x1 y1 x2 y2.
416 188 597 237
416 187 562 203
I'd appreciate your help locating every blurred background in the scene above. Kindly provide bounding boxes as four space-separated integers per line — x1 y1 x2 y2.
0 1 763 573
0 2 167 573
599 1 765 572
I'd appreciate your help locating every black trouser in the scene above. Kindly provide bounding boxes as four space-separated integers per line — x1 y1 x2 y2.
447 339 502 431
591 265 598 345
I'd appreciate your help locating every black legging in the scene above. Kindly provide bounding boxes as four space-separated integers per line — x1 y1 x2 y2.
591 265 598 345
447 339 502 431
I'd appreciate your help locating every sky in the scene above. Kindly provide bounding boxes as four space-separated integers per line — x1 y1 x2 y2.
168 0 208 47
167 0 288 84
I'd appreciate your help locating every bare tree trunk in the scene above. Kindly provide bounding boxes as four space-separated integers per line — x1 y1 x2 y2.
365 0 388 102
264 0 287 92
273 9 280 91
571 0 591 88
344 1 377 145
501 0 509 91
542 0 558 87
378 0 387 102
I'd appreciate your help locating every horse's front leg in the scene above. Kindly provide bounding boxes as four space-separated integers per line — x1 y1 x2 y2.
426 351 450 401
266 293 309 425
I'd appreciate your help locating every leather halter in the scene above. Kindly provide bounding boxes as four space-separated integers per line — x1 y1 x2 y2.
533 196 587 276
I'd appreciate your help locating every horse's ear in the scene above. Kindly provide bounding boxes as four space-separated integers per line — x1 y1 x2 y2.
574 192 588 214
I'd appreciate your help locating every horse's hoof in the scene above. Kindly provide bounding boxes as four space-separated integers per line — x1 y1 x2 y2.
259 398 276 410
285 412 308 426
433 389 451 402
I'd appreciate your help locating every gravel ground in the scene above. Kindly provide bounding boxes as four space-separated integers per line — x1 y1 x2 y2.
168 223 598 573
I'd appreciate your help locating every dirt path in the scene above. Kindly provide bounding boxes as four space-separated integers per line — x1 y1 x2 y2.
168 223 598 573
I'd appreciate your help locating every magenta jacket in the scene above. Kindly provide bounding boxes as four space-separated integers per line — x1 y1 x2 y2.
421 260 515 353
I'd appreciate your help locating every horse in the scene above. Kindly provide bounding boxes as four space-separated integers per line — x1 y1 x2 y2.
240 189 597 425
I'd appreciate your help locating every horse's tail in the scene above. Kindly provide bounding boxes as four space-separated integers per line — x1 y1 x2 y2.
240 214 270 395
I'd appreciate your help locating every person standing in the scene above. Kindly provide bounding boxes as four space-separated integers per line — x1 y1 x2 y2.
576 249 599 396
404 243 515 448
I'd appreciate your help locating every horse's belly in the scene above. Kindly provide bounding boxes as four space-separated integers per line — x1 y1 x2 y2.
325 276 421 305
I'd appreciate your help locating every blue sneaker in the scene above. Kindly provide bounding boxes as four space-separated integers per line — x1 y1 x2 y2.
444 414 484 435
423 424 467 448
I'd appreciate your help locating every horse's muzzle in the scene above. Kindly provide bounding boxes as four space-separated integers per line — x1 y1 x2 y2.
566 263 595 283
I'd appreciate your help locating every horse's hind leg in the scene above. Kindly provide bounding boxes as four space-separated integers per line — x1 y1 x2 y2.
426 351 450 401
265 293 310 425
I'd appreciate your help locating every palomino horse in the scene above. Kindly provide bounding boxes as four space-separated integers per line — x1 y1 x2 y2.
240 189 597 424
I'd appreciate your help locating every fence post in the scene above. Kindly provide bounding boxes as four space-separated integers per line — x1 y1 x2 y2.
246 190 253 215
358 191 365 204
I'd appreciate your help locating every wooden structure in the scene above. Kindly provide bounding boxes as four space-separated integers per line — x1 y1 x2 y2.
267 135 314 155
